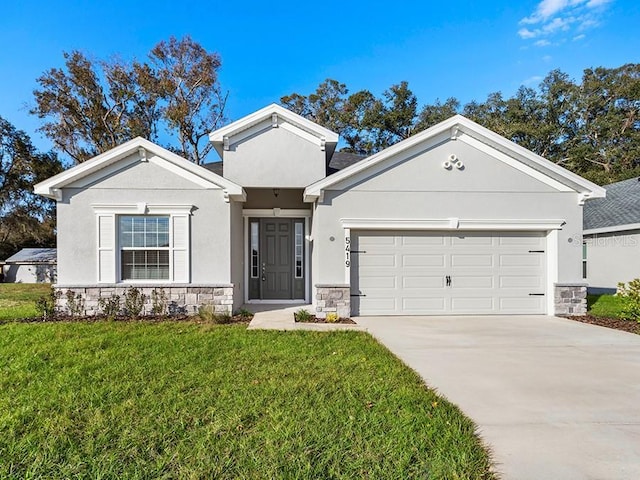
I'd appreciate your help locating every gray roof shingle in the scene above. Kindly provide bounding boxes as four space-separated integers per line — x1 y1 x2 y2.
584 177 640 230
3 248 57 264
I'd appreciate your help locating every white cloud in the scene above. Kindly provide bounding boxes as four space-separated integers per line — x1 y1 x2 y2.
573 33 586 40
542 55 553 62
535 39 552 46
523 75 544 86
518 0 612 44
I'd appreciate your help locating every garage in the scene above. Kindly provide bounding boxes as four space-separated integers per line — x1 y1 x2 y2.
350 230 547 316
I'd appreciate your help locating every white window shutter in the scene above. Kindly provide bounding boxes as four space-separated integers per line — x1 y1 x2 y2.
172 215 189 282
97 215 116 283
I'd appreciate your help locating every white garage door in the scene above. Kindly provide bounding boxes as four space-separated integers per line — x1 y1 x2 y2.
351 231 547 315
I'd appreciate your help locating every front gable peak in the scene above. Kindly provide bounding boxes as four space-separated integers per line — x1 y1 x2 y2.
209 104 339 157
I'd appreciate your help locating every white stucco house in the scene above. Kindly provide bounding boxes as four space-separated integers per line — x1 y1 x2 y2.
1 248 57 283
34 104 605 317
584 177 640 294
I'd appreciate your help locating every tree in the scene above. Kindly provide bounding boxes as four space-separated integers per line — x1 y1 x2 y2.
0 116 63 260
31 36 226 164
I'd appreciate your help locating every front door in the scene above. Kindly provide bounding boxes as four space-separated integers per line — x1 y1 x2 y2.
248 218 305 300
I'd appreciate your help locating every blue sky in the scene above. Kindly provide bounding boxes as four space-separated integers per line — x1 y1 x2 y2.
1 0 638 157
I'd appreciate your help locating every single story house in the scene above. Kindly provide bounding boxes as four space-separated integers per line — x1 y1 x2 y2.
34 104 605 316
584 177 640 293
1 248 57 283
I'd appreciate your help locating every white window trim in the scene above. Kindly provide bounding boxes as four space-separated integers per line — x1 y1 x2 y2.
340 218 566 231
93 204 193 284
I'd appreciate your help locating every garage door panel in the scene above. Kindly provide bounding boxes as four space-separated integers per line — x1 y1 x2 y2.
500 254 543 267
403 276 444 288
500 296 544 312
403 254 445 267
451 297 494 311
452 276 494 288
359 276 396 288
360 254 397 267
402 297 446 311
352 231 547 316
451 254 494 267
451 235 493 245
402 235 445 246
500 275 544 288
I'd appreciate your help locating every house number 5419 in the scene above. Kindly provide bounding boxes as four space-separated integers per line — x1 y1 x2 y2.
345 236 351 268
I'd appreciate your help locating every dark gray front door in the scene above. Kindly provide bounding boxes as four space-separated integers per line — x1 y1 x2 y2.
248 217 305 300
262 218 293 299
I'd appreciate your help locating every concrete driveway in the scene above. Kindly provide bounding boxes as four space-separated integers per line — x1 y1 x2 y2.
356 315 640 480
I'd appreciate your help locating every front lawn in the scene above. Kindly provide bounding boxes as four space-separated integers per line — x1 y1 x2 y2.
0 322 494 479
0 283 51 320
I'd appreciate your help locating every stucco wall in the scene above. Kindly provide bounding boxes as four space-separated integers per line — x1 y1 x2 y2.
312 138 584 287
223 122 326 188
585 230 640 291
57 157 233 286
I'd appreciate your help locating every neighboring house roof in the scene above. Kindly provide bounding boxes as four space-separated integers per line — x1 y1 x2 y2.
202 161 223 176
304 115 606 202
584 177 640 234
209 104 339 157
34 137 246 201
3 248 57 264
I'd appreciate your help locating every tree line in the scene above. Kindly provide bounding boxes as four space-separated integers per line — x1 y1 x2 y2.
1 35 639 259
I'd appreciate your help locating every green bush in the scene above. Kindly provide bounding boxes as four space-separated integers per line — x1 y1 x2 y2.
151 288 168 316
98 294 121 318
124 288 146 318
234 308 254 319
35 287 59 319
325 312 339 323
198 305 231 324
65 290 85 317
294 308 314 322
616 279 640 321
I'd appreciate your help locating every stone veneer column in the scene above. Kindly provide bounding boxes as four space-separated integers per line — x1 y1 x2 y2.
315 284 351 318
53 284 234 316
554 283 587 316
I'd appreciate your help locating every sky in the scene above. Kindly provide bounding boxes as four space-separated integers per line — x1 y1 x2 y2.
1 0 638 159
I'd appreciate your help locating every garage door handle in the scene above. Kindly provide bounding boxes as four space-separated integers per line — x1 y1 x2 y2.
528 250 545 253
528 293 545 296
446 275 451 287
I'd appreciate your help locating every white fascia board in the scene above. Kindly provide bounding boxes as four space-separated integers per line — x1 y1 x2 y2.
584 223 640 236
304 114 606 200
340 218 566 231
209 104 339 155
33 137 245 201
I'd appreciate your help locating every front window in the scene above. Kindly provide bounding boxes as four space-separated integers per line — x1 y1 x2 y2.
119 216 170 280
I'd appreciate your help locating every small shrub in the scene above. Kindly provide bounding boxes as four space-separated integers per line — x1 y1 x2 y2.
151 288 168 316
294 309 314 322
98 294 121 319
617 279 640 321
325 312 339 323
35 287 59 319
235 308 254 319
198 305 231 324
124 288 146 318
65 290 85 317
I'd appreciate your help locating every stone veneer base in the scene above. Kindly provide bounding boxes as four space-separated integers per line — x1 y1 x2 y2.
54 284 234 316
315 284 351 319
554 283 587 316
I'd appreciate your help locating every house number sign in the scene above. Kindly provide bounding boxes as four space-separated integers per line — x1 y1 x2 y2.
345 236 351 268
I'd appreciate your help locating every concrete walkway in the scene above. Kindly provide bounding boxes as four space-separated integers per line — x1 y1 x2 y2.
246 304 365 331
356 315 640 480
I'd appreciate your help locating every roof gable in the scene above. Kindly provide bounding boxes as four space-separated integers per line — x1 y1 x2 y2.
209 104 339 157
34 138 245 202
304 115 606 203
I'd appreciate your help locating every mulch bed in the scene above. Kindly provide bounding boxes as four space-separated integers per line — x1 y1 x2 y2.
294 316 356 324
566 314 640 335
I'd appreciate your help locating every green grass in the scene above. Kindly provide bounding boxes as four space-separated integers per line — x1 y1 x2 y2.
587 294 628 318
0 322 494 479
0 283 52 320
